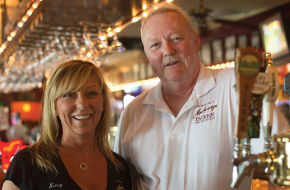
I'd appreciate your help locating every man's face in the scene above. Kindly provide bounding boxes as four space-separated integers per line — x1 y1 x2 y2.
142 12 200 83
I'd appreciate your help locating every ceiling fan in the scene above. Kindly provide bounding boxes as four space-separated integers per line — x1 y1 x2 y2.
189 0 213 35
189 0 257 36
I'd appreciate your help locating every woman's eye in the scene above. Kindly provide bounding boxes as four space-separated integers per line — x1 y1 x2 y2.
63 92 73 98
87 91 98 96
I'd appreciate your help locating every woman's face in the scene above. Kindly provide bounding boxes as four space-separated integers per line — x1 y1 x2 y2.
55 77 104 140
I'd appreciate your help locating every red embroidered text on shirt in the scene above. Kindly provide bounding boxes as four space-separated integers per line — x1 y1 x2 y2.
193 102 218 124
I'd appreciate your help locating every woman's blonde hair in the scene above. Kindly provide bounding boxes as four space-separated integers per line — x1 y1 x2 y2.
30 60 120 174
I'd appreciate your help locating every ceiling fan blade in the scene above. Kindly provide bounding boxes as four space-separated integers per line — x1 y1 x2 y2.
213 18 257 30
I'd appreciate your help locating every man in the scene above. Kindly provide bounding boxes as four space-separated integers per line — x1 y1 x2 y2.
114 3 289 190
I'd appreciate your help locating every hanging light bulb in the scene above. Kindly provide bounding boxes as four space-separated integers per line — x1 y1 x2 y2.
18 21 24 27
115 27 122 33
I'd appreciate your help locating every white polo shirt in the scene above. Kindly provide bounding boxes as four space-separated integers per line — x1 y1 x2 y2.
114 65 289 190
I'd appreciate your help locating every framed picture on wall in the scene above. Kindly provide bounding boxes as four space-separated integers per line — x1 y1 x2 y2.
238 34 248 48
201 42 211 65
225 35 236 61
212 39 223 63
251 31 261 49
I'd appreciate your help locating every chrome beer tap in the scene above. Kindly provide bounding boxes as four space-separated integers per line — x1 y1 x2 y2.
231 50 290 188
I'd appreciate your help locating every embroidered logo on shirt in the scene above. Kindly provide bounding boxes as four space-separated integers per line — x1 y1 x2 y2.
193 101 217 124
48 182 63 189
116 180 126 190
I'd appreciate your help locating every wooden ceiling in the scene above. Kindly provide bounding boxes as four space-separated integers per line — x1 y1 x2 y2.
117 0 290 38
0 0 289 62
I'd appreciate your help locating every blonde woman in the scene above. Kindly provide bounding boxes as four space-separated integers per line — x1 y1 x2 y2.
3 60 131 190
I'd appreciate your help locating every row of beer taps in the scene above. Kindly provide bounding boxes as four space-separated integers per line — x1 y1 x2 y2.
231 48 289 188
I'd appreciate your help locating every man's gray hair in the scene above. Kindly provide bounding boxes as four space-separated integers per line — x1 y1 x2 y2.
140 2 198 39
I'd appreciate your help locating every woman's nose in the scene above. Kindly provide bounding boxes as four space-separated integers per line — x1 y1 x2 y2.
76 94 89 107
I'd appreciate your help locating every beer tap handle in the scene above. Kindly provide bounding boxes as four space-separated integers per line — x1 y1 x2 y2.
234 48 263 139
262 53 279 151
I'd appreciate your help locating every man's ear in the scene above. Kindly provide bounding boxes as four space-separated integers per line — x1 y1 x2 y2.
195 34 200 51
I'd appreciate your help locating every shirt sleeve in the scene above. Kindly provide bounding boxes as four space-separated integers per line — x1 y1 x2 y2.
113 111 140 190
3 148 33 189
113 110 125 155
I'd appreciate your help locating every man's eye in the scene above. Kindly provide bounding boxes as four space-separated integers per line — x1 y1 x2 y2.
172 37 182 42
150 43 159 49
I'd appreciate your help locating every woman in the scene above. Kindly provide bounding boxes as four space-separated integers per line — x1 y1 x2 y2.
2 60 132 190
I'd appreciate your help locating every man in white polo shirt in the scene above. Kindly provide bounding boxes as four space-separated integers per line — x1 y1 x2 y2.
114 2 289 190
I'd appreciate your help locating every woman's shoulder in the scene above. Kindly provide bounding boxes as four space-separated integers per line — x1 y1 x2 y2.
112 151 126 162
107 152 132 190
5 147 34 175
111 151 130 170
3 147 35 188
11 147 33 163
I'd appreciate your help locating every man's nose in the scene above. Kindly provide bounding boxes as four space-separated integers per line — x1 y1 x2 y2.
162 41 175 57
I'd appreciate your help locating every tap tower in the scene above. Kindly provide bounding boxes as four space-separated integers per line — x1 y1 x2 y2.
231 49 290 188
